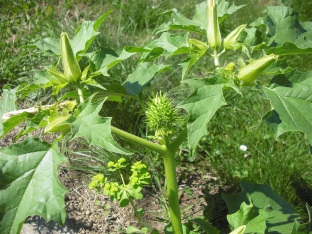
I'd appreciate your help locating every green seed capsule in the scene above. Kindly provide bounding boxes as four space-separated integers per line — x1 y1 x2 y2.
207 0 222 49
224 24 246 50
145 92 179 138
60 32 81 83
238 54 279 83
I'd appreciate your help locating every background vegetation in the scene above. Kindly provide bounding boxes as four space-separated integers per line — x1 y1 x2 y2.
1 0 312 224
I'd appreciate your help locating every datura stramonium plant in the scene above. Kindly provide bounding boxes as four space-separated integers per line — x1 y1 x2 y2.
145 93 179 138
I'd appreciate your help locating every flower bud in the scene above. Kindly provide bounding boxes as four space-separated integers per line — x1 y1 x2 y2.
224 24 246 50
238 54 279 83
60 32 81 82
45 115 70 133
225 62 235 72
207 0 222 49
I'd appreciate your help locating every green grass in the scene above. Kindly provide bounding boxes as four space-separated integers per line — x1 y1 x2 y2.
1 0 312 229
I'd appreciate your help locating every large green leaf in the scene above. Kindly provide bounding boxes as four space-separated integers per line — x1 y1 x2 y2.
227 201 271 233
88 47 138 76
250 5 312 55
67 96 131 154
155 0 244 35
143 32 190 58
0 137 68 234
34 12 110 59
35 36 60 55
72 11 112 60
123 62 170 96
222 181 301 234
0 88 18 136
261 69 312 145
178 75 236 153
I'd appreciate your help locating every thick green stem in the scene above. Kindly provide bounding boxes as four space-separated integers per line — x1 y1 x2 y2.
78 87 84 103
163 145 183 234
111 126 167 154
213 49 220 67
111 126 187 234
170 128 188 152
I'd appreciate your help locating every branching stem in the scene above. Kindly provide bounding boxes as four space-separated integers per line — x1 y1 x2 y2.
110 127 187 234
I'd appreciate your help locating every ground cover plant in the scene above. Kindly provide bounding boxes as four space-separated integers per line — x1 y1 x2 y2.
1 0 312 233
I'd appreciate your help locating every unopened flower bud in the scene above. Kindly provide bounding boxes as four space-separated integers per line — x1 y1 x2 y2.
207 0 222 49
60 32 81 82
238 54 279 83
224 24 246 50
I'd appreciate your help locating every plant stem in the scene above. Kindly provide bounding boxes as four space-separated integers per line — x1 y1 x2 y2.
163 138 183 234
213 49 220 67
128 198 143 228
111 126 167 154
78 87 84 103
110 127 187 233
170 128 188 152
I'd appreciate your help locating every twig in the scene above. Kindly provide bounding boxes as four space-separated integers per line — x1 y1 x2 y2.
1 102 67 122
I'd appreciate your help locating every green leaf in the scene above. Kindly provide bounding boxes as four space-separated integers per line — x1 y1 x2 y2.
178 76 230 153
222 181 302 234
179 52 204 79
123 62 170 96
227 202 257 230
35 36 60 55
227 202 270 233
67 96 131 155
155 9 206 35
291 203 312 234
216 0 245 23
126 226 149 234
18 83 42 100
261 69 312 145
1 112 31 138
118 189 130 207
126 226 142 234
155 0 244 35
143 32 190 58
15 111 49 141
72 11 112 60
0 137 68 234
34 12 110 60
251 5 312 55
267 42 312 55
0 88 18 136
88 48 136 76
135 208 145 220
192 218 220 233
264 58 295 75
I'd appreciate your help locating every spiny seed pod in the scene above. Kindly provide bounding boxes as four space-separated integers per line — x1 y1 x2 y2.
60 32 81 82
238 54 279 83
145 93 179 138
223 24 246 50
207 0 222 49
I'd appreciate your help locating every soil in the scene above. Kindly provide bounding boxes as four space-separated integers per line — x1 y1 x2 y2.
1 126 231 234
